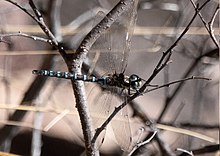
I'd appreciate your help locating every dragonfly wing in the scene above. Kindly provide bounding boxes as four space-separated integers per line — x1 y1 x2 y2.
109 93 133 151
88 1 138 75
88 86 133 151
88 1 139 151
108 1 139 152
87 84 112 148
108 0 138 73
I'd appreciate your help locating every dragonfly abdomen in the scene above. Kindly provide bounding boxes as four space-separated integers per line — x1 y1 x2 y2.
32 70 97 82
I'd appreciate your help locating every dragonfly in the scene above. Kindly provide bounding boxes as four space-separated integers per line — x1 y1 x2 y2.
32 70 142 95
33 0 141 152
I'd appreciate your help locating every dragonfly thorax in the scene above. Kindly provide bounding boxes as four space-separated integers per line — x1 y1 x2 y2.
104 73 142 93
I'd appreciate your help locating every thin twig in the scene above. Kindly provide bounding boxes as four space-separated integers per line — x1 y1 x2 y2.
208 6 219 47
157 48 218 122
0 32 52 44
4 0 68 60
156 0 215 122
128 131 157 156
189 0 219 48
28 0 42 20
145 76 210 93
142 0 204 88
187 144 219 155
176 148 194 156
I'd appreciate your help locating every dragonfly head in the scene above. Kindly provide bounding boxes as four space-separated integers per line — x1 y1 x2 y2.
129 74 142 90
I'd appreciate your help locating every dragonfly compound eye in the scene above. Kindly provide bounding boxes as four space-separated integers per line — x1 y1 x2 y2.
129 74 142 89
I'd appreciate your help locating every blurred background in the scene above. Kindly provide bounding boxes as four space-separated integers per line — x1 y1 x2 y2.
0 0 219 155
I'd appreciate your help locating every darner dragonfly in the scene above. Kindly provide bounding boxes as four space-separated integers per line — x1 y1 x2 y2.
33 0 140 152
32 70 142 95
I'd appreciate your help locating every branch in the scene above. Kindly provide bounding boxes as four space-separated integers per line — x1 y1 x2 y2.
0 32 52 44
190 144 220 155
208 6 219 47
176 148 194 156
156 0 215 122
157 48 218 122
141 0 208 90
145 76 210 93
128 131 157 156
4 0 68 60
190 0 219 48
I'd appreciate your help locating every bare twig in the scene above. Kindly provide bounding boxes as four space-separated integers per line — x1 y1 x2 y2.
157 0 217 121
4 0 68 60
4 0 109 154
176 148 194 156
0 36 10 44
187 144 219 155
190 0 219 48
128 131 157 156
0 32 52 44
141 0 209 90
208 6 219 47
157 48 218 122
145 76 210 93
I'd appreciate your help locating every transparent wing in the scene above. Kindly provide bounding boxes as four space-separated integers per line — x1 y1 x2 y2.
88 1 139 151
88 1 137 75
109 92 133 151
108 1 139 152
87 84 111 148
88 85 132 151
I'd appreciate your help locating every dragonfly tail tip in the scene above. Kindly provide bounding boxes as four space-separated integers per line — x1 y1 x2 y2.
32 70 39 75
